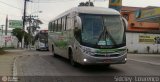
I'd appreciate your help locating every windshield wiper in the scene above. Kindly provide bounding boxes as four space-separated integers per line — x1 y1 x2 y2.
97 19 117 46
105 27 117 45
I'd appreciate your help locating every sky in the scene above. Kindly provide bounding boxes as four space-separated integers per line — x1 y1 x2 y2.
0 0 160 30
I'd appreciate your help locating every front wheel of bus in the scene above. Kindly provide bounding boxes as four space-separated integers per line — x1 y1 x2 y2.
69 51 78 67
106 64 110 67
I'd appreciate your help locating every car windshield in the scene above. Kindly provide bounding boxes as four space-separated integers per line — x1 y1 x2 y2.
79 14 125 48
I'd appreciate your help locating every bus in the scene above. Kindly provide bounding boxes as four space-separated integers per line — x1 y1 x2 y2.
35 30 48 51
48 7 128 66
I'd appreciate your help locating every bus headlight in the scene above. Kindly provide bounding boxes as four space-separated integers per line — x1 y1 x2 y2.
83 59 87 62
125 58 127 61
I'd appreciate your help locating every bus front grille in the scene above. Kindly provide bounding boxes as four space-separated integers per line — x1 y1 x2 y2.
92 54 120 57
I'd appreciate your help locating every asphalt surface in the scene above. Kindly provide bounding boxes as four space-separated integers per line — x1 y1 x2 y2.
15 50 160 76
12 50 160 82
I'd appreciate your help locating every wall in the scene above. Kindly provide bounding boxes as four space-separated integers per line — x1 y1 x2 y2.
0 35 18 48
126 32 160 54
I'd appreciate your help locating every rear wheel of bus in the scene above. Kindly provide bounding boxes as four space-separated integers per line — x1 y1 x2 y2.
52 45 57 57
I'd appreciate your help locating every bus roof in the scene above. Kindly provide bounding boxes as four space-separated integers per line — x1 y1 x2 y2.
76 7 120 14
50 7 120 22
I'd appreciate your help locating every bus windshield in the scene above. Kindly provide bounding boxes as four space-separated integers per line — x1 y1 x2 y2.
39 33 48 42
79 14 125 48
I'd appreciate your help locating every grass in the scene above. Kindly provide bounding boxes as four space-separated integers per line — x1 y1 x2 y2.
2 47 15 50
0 48 6 55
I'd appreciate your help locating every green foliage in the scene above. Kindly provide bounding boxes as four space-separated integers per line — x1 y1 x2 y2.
24 32 32 46
12 28 31 45
12 28 24 42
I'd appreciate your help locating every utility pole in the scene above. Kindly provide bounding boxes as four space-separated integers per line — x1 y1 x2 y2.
22 0 29 48
5 15 8 36
5 15 8 47
29 15 32 50
0 25 4 35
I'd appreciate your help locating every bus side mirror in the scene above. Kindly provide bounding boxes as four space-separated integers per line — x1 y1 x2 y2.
122 17 128 29
75 16 82 29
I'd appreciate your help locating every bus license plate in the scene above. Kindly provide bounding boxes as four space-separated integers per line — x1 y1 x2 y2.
104 59 111 63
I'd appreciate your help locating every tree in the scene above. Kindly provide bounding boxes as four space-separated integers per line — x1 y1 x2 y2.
78 2 85 6
26 16 42 36
78 1 94 7
12 28 31 48
24 32 32 47
12 28 24 43
26 16 43 48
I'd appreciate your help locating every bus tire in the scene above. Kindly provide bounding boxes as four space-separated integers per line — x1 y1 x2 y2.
105 64 111 67
52 46 57 57
69 49 78 67
36 48 39 51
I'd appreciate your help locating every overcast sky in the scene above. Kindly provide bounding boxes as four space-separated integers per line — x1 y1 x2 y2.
0 0 160 30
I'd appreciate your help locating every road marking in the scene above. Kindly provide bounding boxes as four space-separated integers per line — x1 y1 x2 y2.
13 56 18 76
128 58 160 66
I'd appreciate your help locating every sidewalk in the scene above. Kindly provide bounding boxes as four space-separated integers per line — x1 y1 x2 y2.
0 49 25 76
128 53 160 65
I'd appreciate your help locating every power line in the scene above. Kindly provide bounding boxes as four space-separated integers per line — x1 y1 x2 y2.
0 12 21 17
0 0 22 10
30 0 75 3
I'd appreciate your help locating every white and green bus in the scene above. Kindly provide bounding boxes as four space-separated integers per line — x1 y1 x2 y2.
48 7 128 66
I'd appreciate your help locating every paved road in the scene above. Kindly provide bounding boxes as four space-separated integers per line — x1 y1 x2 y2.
15 50 160 77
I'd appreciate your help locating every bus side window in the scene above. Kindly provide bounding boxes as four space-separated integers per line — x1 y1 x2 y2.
48 22 51 32
50 22 53 32
60 18 62 31
65 16 67 31
66 15 70 30
58 19 62 32
52 22 55 32
62 17 66 31
62 18 64 31
51 22 53 32
55 21 58 32
56 20 58 32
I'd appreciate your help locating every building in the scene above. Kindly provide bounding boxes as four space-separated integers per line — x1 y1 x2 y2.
121 6 160 53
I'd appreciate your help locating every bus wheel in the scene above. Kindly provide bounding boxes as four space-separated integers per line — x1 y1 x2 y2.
52 46 57 57
69 50 78 67
36 48 39 51
105 64 111 67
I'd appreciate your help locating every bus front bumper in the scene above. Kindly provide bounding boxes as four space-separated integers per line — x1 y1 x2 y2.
79 53 127 65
